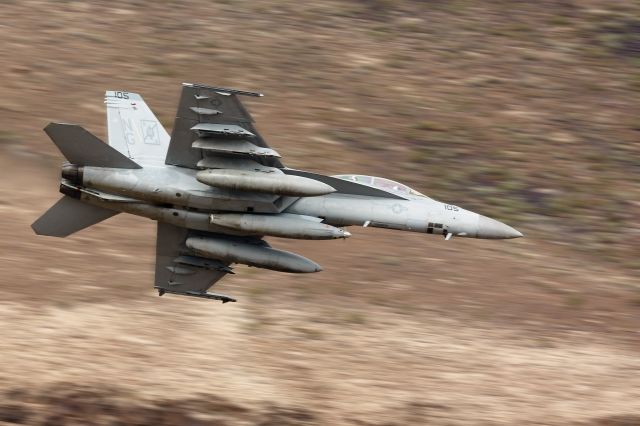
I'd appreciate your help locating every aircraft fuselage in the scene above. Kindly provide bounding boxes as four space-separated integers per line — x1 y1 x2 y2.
62 163 522 241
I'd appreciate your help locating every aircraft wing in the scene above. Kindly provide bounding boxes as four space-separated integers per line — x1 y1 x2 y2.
154 222 236 303
165 82 283 170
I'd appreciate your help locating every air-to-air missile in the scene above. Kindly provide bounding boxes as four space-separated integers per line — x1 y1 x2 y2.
33 83 523 303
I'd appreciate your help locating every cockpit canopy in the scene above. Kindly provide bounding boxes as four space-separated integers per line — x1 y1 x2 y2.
333 175 427 198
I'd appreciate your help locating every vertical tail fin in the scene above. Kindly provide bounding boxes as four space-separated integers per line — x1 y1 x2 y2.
105 91 170 165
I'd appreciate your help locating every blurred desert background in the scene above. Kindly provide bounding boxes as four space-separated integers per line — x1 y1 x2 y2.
1 0 639 425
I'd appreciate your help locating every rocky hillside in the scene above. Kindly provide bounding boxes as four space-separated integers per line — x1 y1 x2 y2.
1 1 639 425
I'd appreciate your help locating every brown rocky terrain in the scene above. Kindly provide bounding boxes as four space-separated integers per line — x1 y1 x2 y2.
0 1 639 425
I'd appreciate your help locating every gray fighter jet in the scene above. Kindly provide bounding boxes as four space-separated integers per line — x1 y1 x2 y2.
32 83 522 303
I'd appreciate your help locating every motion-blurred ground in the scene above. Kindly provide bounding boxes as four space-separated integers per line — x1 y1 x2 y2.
1 1 639 425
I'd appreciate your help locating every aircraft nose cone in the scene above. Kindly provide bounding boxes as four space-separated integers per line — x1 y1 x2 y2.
477 215 523 239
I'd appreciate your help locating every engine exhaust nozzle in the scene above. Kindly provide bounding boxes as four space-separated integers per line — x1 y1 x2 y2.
61 164 83 184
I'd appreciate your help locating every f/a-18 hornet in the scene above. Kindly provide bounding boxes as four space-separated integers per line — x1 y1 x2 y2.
32 83 522 303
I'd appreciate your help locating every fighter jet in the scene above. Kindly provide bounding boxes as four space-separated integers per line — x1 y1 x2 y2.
32 83 522 303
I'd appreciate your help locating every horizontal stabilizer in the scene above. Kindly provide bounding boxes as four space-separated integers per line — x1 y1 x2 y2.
44 123 141 169
31 196 118 237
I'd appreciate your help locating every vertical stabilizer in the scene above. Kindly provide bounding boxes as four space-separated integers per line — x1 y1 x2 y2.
105 91 170 165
